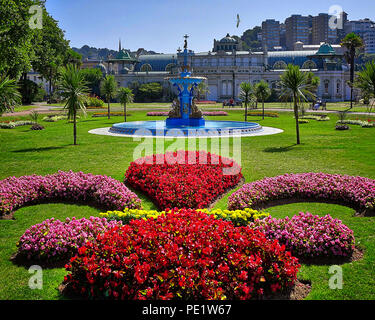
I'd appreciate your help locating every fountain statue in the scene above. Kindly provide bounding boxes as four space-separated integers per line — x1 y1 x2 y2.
104 35 266 138
165 35 207 127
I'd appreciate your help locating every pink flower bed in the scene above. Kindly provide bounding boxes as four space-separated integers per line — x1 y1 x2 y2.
17 217 122 263
146 111 228 116
228 173 375 214
0 171 141 217
250 212 355 259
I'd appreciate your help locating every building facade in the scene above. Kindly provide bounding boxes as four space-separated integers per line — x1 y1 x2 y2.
102 37 351 103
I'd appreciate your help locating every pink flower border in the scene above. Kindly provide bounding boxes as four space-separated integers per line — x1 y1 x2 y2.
0 171 142 217
228 172 375 214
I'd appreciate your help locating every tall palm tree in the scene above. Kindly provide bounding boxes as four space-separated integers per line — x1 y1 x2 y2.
341 33 364 109
279 64 316 145
59 64 89 145
100 75 118 119
0 76 21 115
254 80 271 120
239 82 253 122
117 87 134 122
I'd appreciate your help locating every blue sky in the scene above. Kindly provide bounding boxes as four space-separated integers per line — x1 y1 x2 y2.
45 0 375 53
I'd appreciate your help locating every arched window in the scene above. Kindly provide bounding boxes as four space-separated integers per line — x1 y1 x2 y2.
140 64 152 72
273 61 287 70
302 60 317 70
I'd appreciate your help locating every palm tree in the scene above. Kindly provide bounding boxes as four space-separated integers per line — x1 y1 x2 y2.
117 87 134 122
239 82 253 122
59 64 89 145
100 75 118 119
0 76 21 115
254 80 271 120
341 33 364 109
279 64 316 145
355 61 375 100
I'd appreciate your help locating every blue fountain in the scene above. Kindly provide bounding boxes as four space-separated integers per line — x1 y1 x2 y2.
109 36 263 137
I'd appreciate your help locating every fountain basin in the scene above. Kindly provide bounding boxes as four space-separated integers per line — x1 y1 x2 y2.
109 120 263 137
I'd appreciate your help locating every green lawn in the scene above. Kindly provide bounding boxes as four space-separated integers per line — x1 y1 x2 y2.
0 108 374 300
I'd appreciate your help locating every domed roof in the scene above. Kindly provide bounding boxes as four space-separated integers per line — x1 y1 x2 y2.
316 43 336 55
220 33 237 43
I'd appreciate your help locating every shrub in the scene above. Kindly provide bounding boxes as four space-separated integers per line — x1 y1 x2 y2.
250 212 355 259
17 217 122 264
0 171 141 217
125 151 243 210
228 173 375 215
62 209 300 300
85 96 105 108
100 208 269 227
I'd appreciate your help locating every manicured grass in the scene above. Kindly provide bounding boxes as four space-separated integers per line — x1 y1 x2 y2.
0 108 374 300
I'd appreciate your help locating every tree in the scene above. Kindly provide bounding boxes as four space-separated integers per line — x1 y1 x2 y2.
279 64 316 145
31 6 72 103
81 68 103 96
59 64 89 145
138 82 163 102
239 82 253 122
0 76 22 115
195 82 210 101
341 33 364 109
100 75 118 119
255 80 271 119
355 61 375 112
0 0 36 79
117 87 134 122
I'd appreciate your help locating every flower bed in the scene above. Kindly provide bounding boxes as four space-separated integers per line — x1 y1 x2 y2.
92 112 131 117
337 120 374 128
125 151 243 210
228 173 375 215
250 212 355 259
247 112 279 118
62 209 300 300
16 217 122 264
100 207 269 227
0 171 141 217
0 121 34 129
146 111 228 116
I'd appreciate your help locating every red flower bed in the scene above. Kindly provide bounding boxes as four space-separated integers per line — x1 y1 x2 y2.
125 151 243 210
63 209 300 300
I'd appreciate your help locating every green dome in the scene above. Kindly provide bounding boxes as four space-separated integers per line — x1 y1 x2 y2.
220 33 237 43
316 43 336 55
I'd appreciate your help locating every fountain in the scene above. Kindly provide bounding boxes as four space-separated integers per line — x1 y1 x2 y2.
105 36 268 138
